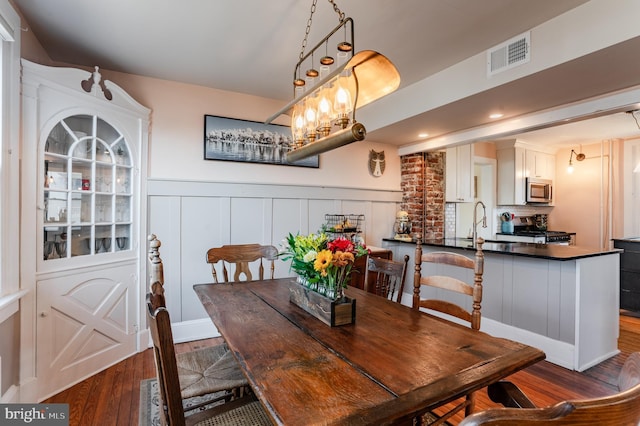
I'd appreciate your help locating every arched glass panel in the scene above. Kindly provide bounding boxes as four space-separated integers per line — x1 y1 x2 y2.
43 115 133 260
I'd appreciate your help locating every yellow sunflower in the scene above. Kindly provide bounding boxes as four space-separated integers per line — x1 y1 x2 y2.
314 250 333 276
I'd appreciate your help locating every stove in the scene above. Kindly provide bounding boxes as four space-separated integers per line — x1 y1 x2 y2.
496 216 574 245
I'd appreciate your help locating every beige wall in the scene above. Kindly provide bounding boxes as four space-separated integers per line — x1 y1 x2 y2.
551 140 624 249
96 70 402 190
474 141 497 159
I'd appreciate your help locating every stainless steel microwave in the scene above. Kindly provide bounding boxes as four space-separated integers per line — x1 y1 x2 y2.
526 177 553 204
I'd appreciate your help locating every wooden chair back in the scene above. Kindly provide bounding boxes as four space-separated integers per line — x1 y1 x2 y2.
364 254 409 303
146 296 187 426
148 234 166 310
413 238 485 330
206 243 278 283
459 352 640 425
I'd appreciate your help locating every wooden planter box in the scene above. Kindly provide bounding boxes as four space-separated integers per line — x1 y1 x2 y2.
289 279 356 326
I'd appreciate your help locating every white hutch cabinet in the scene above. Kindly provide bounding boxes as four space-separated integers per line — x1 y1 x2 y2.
20 60 150 400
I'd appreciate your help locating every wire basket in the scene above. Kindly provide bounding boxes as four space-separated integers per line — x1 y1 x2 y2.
324 214 364 234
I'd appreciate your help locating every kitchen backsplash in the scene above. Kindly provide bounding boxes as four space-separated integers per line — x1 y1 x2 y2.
445 203 456 238
495 206 553 233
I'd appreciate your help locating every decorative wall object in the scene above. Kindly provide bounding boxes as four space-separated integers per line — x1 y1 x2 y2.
369 150 385 177
204 115 319 168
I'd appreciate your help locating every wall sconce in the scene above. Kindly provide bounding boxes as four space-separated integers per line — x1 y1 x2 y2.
567 148 585 173
265 0 400 163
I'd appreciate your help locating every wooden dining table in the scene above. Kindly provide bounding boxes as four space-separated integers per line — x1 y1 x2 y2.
193 278 545 426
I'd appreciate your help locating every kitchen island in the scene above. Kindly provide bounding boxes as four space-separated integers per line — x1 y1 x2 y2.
382 238 622 371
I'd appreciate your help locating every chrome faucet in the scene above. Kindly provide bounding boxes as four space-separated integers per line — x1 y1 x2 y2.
472 201 487 247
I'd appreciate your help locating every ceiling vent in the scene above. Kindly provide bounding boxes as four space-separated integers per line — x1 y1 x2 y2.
487 31 530 77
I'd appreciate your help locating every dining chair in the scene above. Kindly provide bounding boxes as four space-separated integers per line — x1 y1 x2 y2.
363 254 409 303
148 234 250 405
412 237 485 424
146 297 273 426
206 243 279 283
459 352 640 425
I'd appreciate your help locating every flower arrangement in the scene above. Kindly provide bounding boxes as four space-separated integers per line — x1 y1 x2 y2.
280 232 369 300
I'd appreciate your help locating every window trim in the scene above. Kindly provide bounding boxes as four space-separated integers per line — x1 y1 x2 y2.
0 0 21 299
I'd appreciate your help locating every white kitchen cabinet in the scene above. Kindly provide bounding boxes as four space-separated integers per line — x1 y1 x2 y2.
497 144 527 205
526 149 556 180
445 144 474 202
496 140 556 205
21 60 150 400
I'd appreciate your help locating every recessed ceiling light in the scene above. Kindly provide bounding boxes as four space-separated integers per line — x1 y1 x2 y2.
489 113 503 119
418 133 429 138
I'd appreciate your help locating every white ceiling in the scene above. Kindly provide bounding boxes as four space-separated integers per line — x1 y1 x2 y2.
13 0 640 149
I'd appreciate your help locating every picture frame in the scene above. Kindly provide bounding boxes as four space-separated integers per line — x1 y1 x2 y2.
203 115 319 168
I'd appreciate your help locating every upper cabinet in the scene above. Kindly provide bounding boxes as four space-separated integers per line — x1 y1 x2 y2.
445 144 475 203
497 144 526 205
526 149 556 181
496 140 556 206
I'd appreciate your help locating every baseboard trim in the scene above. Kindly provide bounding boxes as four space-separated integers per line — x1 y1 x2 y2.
172 318 220 343
1 384 19 403
481 318 575 370
142 318 221 348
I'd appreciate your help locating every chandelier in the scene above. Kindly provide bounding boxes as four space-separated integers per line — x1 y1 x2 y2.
265 0 400 162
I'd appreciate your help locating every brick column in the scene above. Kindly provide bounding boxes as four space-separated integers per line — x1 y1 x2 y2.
424 152 445 239
400 154 424 238
400 152 445 240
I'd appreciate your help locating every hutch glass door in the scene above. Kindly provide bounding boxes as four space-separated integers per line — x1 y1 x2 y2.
43 114 132 260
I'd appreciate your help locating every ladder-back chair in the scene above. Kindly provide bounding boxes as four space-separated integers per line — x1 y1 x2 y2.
148 234 249 405
146 298 272 425
413 237 485 424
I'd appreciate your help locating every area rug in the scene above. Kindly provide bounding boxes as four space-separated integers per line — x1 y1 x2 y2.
139 378 160 426
139 378 227 426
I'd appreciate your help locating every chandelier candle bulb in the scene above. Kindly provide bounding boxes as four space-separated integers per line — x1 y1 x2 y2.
304 98 318 142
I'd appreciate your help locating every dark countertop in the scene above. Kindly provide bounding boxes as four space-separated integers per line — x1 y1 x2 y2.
613 237 640 243
382 238 622 261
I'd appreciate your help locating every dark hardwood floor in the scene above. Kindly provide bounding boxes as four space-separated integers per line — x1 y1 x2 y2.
44 315 640 426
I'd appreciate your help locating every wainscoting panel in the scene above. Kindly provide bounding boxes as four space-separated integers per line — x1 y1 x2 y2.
147 179 402 332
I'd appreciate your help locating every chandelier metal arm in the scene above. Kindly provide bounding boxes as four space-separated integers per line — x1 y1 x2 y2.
349 61 361 124
293 17 354 94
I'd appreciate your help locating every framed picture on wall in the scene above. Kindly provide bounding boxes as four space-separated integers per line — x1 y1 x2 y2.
203 115 319 168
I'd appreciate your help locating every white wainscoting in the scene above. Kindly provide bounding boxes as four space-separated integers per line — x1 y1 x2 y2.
147 179 401 341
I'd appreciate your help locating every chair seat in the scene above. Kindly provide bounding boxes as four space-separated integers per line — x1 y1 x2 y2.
177 344 248 399
192 400 271 426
